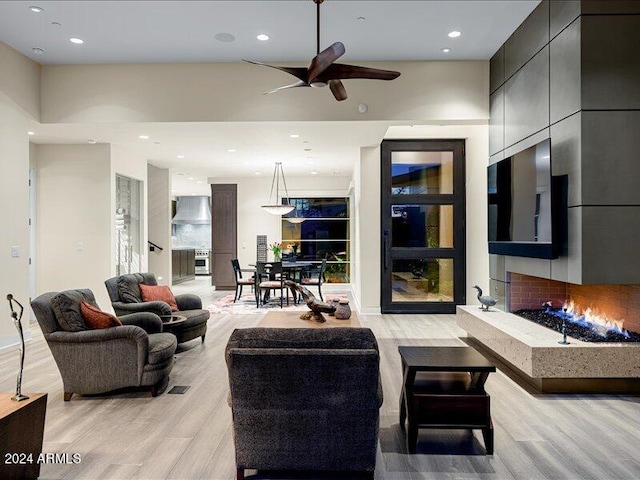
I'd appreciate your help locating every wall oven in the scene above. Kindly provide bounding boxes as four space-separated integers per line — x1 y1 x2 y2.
195 249 211 275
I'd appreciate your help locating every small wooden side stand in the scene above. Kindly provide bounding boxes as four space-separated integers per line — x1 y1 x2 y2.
0 393 47 480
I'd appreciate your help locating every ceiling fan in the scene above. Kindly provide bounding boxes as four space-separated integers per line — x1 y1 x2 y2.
244 0 401 102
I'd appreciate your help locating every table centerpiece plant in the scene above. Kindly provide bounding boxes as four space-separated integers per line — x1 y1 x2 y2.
269 242 282 262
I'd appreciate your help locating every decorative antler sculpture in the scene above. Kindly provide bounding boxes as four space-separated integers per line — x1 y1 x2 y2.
7 294 29 401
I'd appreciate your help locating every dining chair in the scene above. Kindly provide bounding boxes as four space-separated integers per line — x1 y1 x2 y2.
301 258 327 301
255 261 288 308
231 259 255 302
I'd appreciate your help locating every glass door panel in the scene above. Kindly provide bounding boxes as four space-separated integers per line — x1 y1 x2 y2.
391 258 454 303
391 204 454 248
391 151 454 194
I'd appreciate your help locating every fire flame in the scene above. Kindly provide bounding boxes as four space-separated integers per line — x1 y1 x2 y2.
560 299 629 337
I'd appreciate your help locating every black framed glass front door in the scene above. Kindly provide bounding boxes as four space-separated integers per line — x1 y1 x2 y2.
381 139 466 313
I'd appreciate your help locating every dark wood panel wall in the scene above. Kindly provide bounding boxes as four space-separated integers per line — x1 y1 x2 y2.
211 184 237 290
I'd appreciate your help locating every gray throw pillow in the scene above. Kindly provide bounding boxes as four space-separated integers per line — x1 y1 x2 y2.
117 274 144 303
51 289 98 332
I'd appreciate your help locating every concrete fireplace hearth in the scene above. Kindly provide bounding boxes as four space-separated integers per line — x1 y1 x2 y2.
456 305 640 393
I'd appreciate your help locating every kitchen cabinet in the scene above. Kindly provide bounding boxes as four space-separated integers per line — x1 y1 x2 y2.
172 249 195 284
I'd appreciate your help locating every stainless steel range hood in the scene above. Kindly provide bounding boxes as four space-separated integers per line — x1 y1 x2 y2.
172 196 211 224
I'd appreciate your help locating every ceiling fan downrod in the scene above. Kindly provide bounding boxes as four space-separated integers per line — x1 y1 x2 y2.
314 0 324 56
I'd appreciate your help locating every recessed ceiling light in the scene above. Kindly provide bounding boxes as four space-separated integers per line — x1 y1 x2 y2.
358 103 368 113
32 47 44 55
256 33 270 41
356 16 366 22
27 131 35 136
139 135 149 140
87 139 97 144
304 148 312 152
188 177 194 180
289 134 299 138
154 141 160 145
176 155 185 159
191 193 197 196
177 173 185 176
227 149 236 153
448 31 461 38
254 172 261 175
310 171 318 175
70 37 84 44
442 48 451 53
29 6 44 13
197 181 204 184
51 22 62 27
214 32 236 43
303 140 310 144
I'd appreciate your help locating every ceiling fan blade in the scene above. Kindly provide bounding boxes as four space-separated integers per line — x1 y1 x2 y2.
307 41 346 83
319 63 401 81
242 59 308 83
329 79 347 101
264 80 308 95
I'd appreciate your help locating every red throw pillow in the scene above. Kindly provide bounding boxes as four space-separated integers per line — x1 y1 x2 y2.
139 284 179 312
80 302 122 329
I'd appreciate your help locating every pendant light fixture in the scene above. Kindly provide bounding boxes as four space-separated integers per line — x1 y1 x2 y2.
261 162 295 215
285 204 305 224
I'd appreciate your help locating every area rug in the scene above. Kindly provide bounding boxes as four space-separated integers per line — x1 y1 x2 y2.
207 292 350 315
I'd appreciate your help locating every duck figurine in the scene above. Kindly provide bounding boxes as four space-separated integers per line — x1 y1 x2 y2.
473 285 498 311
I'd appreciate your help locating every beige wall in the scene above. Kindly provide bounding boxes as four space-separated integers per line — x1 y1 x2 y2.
354 146 382 313
35 144 113 310
0 42 40 121
0 92 31 345
41 61 488 123
148 165 172 283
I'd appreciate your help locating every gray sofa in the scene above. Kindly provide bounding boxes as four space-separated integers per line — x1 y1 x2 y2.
104 272 209 345
31 289 176 401
225 327 383 480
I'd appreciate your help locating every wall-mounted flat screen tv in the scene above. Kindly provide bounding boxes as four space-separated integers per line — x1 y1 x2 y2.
488 138 559 259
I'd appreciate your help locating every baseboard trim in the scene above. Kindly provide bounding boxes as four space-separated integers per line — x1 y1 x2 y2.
0 330 33 351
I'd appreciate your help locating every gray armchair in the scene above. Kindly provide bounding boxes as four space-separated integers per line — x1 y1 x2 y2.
31 289 176 401
105 272 209 345
226 327 383 480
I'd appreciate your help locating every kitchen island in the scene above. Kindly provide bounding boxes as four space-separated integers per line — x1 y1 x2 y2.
172 248 195 284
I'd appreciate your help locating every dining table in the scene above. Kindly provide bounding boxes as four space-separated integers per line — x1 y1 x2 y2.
249 261 314 304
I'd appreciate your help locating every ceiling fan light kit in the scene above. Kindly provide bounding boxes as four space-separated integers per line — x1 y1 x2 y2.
245 0 400 102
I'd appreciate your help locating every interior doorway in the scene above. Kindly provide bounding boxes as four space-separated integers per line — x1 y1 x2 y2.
115 174 143 276
380 139 466 313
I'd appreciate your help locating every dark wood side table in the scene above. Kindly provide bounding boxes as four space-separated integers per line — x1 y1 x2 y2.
398 346 496 454
0 393 48 480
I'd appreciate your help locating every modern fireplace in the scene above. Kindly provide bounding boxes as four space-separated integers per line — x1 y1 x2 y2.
508 273 640 340
456 273 640 393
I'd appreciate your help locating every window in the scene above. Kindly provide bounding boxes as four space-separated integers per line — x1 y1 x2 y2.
282 197 350 283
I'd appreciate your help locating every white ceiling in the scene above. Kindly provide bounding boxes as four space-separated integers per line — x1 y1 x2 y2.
1 1 538 64
6 0 540 195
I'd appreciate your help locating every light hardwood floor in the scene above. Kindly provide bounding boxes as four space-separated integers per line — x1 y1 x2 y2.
2 277 640 480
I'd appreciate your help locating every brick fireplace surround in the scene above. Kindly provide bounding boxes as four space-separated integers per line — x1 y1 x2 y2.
509 273 640 335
